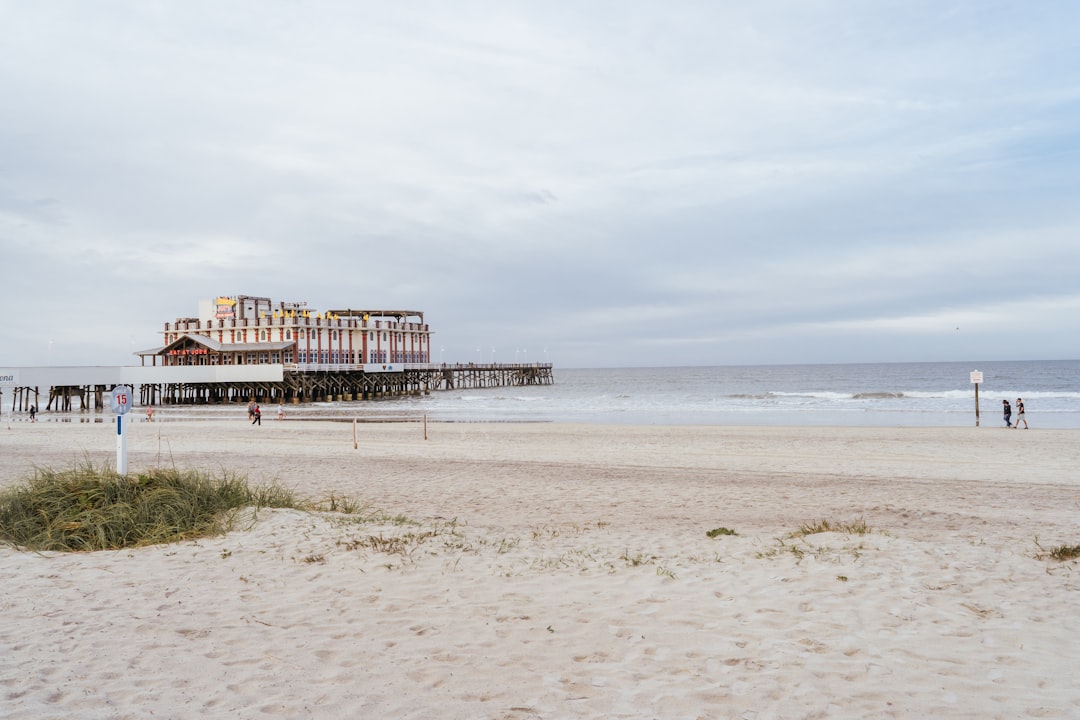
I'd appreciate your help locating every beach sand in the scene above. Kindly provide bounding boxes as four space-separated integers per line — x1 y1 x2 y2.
1 418 1078 719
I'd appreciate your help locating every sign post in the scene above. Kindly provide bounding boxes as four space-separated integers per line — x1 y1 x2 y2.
970 371 983 427
110 385 133 475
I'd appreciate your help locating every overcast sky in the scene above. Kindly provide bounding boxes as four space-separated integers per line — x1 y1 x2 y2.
3 1 1079 369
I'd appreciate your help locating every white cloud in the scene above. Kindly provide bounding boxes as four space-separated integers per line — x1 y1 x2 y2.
2 1 1079 368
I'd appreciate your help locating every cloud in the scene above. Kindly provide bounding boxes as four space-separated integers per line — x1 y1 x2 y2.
2 1 1079 368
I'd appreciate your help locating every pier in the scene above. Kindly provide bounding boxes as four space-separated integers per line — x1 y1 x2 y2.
4 295 554 415
141 363 553 406
2 363 554 413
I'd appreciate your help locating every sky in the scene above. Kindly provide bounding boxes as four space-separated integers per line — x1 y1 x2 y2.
2 1 1079 369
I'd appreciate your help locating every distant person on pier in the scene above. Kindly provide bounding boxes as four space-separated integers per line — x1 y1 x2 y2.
1002 399 1012 428
1014 398 1028 429
251 404 262 426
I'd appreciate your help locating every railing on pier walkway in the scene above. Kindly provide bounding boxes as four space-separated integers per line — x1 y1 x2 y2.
284 362 553 374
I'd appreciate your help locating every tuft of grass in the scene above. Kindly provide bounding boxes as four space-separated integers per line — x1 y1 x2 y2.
794 518 871 537
1035 539 1080 562
1048 545 1080 561
620 549 656 567
706 526 737 538
0 462 305 552
318 493 370 515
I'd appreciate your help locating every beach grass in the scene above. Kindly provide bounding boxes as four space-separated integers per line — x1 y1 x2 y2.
794 518 871 536
1035 539 1080 562
0 463 307 552
1048 545 1080 561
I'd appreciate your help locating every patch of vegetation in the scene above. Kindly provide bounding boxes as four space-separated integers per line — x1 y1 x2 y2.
319 493 371 515
340 530 440 556
1035 539 1080 562
706 526 737 538
756 519 875 563
794 518 871 537
1049 545 1080 561
620 549 657 567
0 463 306 552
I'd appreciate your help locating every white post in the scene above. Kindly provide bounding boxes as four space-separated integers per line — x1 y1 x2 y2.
117 414 129 475
110 385 133 475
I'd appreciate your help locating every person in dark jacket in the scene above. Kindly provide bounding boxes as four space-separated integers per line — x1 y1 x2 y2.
1002 399 1012 428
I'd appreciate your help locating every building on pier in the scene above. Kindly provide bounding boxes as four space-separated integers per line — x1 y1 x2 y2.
2 294 553 414
135 295 432 370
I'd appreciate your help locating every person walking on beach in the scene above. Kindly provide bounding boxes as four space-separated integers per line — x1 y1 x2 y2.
1002 399 1012 428
1014 398 1028 429
277 403 285 421
251 404 261 426
28 405 36 422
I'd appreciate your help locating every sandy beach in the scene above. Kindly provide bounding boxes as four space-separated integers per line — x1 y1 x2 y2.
1 418 1078 719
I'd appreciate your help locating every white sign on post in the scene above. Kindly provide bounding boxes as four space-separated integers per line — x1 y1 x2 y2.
111 386 133 475
970 371 984 384
110 385 133 414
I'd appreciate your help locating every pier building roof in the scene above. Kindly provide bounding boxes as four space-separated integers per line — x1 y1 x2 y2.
135 334 295 358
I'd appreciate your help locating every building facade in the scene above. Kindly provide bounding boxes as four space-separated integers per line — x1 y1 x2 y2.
137 295 432 370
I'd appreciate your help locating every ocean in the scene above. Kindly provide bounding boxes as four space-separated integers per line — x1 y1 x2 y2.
142 358 1080 428
27 359 1080 428
373 359 1080 428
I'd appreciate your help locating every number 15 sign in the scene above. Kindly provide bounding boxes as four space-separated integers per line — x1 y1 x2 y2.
110 386 133 415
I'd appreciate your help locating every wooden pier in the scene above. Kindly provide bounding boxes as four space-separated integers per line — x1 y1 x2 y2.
139 363 554 407
4 363 553 414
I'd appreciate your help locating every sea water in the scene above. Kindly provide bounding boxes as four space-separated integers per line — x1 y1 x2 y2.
384 359 1080 428
119 358 1078 428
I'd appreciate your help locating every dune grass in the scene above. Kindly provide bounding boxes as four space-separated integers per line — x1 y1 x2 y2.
0 463 306 552
1035 539 1080 562
1048 545 1080 561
